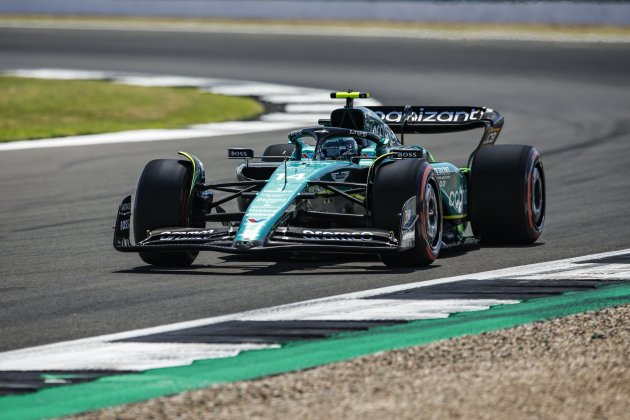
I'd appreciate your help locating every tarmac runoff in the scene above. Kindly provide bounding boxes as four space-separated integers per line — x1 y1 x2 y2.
0 248 629 418
0 68 381 152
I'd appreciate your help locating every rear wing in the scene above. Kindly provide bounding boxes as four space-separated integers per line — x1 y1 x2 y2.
367 106 504 148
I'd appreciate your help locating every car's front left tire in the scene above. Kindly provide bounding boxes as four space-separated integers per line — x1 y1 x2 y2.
372 159 442 267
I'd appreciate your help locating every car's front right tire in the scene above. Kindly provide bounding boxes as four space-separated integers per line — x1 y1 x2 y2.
133 159 200 266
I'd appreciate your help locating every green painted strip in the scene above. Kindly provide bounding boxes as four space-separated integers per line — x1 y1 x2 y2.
2 283 629 420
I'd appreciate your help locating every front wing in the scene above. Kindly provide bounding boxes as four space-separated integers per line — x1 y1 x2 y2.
113 196 416 254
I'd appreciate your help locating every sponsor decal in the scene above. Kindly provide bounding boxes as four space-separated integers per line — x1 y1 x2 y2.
400 196 417 247
302 230 373 241
119 219 130 231
158 229 216 241
433 166 454 176
434 165 457 188
482 131 498 145
275 173 306 181
160 230 216 235
331 170 351 182
247 218 268 223
259 191 292 199
228 148 254 158
448 188 464 213
401 196 417 230
375 108 483 124
120 202 131 212
289 129 303 137
400 229 416 248
348 129 369 137
247 208 277 217
392 149 423 159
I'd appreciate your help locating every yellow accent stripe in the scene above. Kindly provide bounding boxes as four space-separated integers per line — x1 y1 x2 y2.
443 214 467 220
178 151 196 174
331 91 370 99
177 151 196 194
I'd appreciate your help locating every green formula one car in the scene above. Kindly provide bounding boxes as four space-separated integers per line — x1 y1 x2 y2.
114 91 545 267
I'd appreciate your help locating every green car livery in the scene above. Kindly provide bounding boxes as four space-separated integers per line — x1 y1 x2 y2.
114 92 545 267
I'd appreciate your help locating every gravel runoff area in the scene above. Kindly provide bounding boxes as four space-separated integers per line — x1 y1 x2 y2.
78 305 630 420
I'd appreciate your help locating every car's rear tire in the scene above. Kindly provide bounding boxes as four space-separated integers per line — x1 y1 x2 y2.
372 159 442 267
133 159 201 266
469 145 545 244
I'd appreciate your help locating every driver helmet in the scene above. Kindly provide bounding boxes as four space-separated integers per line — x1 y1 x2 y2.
318 137 358 160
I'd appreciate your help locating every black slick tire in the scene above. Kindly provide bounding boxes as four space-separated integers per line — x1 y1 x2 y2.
469 145 545 244
133 159 201 266
372 159 442 267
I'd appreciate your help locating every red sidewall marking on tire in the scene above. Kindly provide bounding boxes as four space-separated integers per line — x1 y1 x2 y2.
525 149 540 241
419 166 435 259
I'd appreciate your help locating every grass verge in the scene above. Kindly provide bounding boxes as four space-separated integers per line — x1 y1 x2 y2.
0 75 264 142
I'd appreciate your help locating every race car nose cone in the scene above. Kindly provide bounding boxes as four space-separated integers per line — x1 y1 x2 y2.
234 240 262 250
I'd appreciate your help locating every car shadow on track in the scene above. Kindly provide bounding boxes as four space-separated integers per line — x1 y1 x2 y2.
112 239 545 277
113 253 442 276
438 241 544 258
437 241 481 259
480 242 546 249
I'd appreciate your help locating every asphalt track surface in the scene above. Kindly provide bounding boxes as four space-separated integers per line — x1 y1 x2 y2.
1 28 629 352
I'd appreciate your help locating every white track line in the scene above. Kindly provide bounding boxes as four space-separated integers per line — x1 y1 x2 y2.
242 299 515 322
0 343 277 371
113 75 225 87
3 68 112 80
260 113 325 123
0 248 627 372
206 84 323 96
1 22 629 44
0 122 307 151
286 103 350 113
